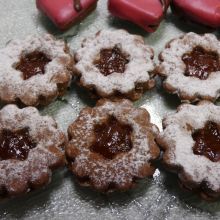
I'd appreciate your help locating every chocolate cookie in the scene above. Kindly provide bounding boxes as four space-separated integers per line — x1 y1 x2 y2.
66 99 160 192
0 105 66 197
0 34 74 106
157 32 220 102
157 101 220 200
74 29 156 101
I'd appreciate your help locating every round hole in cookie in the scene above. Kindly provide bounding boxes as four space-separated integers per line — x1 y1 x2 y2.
90 116 133 160
182 46 220 80
0 128 36 161
15 51 51 80
93 45 130 76
192 121 220 162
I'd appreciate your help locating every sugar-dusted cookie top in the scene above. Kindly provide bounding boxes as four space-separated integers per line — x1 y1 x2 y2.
75 29 156 100
158 32 220 102
66 99 160 192
157 101 220 199
0 104 66 197
0 34 73 106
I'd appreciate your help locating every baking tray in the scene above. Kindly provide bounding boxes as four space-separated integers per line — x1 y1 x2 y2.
1 0 220 219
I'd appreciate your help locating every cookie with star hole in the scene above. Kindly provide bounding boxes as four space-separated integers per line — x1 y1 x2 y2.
0 34 74 106
157 32 220 103
74 29 156 101
0 104 66 197
157 101 220 200
66 99 160 192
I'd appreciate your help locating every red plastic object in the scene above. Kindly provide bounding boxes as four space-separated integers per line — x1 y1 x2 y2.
36 0 98 30
108 0 171 32
172 0 220 28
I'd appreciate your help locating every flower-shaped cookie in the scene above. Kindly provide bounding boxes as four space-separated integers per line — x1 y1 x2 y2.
74 29 156 100
66 99 160 192
0 34 73 106
157 32 220 102
157 101 220 199
0 105 66 197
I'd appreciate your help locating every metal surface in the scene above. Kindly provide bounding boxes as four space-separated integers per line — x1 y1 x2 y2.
0 0 220 219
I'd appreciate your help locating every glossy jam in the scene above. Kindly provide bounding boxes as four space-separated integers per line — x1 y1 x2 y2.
94 46 129 76
90 116 133 159
192 121 220 162
16 51 51 80
182 46 220 80
0 128 36 161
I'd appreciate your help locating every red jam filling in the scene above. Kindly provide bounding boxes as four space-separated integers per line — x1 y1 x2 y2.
182 46 220 80
90 116 133 159
94 46 129 76
192 121 220 162
16 51 51 80
0 128 36 161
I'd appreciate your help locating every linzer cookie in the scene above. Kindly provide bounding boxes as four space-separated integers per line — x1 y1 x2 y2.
171 0 220 28
74 29 156 100
108 0 171 32
0 34 73 106
0 105 66 197
157 32 220 102
36 0 98 30
66 99 160 192
157 101 220 200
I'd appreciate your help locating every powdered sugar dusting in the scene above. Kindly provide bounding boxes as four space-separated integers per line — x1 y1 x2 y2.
158 32 220 101
67 99 159 189
0 104 65 195
159 101 220 191
0 34 73 106
75 29 155 95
